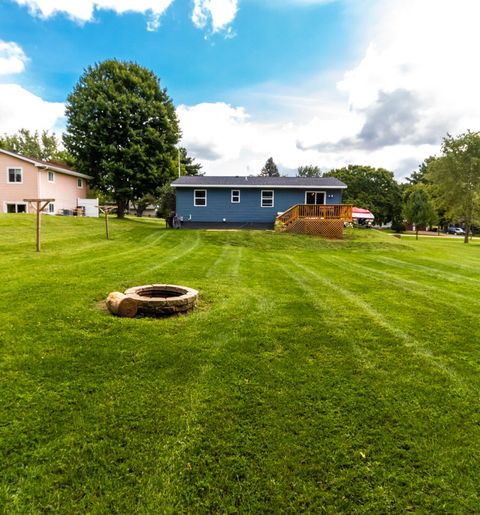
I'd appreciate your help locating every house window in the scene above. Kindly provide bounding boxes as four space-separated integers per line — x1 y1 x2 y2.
305 191 325 205
5 203 27 213
261 190 274 208
48 203 55 214
7 168 22 183
48 171 55 183
231 190 240 203
77 178 83 188
194 189 207 207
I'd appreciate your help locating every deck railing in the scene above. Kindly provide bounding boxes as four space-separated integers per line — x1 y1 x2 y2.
277 204 353 225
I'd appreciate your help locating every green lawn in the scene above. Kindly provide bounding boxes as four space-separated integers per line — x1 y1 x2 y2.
1 215 480 513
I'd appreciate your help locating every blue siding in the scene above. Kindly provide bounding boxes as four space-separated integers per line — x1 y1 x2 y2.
176 187 344 224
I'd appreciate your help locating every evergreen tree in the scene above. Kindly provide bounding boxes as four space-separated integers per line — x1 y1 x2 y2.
259 157 280 177
178 147 203 176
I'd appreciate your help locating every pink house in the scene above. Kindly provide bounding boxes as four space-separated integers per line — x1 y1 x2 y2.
0 148 92 215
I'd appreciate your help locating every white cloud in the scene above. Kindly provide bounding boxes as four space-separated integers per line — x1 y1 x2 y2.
336 0 480 142
0 41 27 75
13 0 174 29
180 0 480 179
14 0 239 32
0 41 64 135
0 84 65 135
192 0 238 32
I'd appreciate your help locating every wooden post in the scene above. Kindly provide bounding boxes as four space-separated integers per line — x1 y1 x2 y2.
98 205 117 240
105 208 109 240
24 199 54 252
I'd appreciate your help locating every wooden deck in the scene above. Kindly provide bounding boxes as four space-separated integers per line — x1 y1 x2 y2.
276 204 353 238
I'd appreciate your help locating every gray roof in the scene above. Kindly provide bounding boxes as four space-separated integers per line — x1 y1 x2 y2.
172 176 347 189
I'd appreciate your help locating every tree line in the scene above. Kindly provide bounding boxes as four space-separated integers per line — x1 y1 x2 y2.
260 134 480 244
1 58 479 240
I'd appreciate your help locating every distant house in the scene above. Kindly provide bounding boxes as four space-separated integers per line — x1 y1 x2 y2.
172 176 350 232
0 148 92 215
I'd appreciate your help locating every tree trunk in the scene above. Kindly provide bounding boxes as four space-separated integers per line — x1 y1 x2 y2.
106 292 137 318
464 221 470 244
116 198 127 218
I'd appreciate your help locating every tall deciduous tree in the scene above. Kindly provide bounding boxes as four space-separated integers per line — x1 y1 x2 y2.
324 165 403 226
403 185 437 240
0 129 71 164
259 157 280 177
297 165 321 177
427 131 480 243
64 60 180 218
406 157 449 229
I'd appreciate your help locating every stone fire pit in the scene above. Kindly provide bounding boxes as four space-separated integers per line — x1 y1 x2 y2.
124 284 198 316
106 284 198 317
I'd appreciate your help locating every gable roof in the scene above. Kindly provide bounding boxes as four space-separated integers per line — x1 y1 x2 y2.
172 176 347 189
0 148 92 180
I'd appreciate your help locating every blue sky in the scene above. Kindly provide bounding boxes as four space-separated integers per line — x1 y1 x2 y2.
1 0 479 178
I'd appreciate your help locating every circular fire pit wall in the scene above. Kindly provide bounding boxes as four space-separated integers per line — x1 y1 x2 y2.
123 284 198 316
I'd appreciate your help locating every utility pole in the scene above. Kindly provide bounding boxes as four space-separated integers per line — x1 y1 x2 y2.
178 147 181 177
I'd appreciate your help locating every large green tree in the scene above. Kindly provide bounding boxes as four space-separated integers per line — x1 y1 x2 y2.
426 131 480 243
0 129 71 164
406 157 449 229
403 185 437 240
259 157 280 177
64 60 180 218
324 165 403 226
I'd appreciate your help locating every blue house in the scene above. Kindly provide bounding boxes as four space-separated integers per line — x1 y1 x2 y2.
171 176 350 232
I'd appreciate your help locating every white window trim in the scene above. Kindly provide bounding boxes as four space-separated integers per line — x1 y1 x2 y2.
231 189 240 203
261 190 274 208
194 189 207 207
6 167 23 184
48 203 55 214
48 171 55 183
4 201 28 213
77 178 83 188
304 191 326 205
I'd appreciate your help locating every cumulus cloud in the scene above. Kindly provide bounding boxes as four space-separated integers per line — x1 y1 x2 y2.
292 0 480 176
13 0 239 32
178 0 480 178
0 41 64 135
0 84 65 134
13 0 174 29
0 41 27 75
192 0 238 33
177 101 362 176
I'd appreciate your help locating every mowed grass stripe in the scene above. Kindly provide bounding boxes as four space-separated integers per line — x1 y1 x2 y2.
299 252 480 376
162 249 351 511
375 255 480 287
319 253 480 310
149 249 291 511
284 255 472 392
